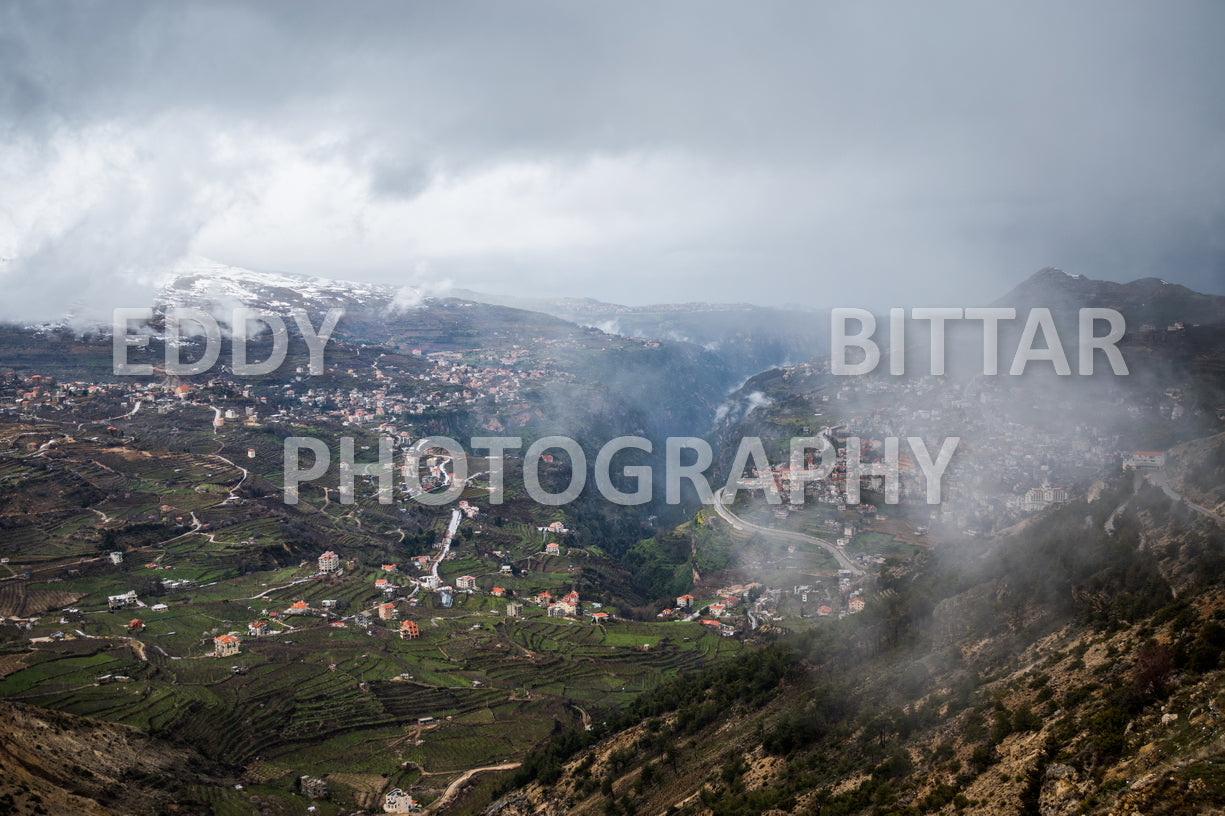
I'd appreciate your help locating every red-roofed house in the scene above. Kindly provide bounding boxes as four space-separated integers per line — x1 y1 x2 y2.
214 634 241 657
318 550 339 573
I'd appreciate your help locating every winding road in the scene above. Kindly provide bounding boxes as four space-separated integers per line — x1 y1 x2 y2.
428 762 521 813
1106 469 1225 534
710 488 863 575
1148 471 1225 524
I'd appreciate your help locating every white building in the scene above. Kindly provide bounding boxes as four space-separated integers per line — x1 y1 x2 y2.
107 591 138 610
318 550 340 574
384 788 419 812
1122 451 1165 470
1025 485 1069 512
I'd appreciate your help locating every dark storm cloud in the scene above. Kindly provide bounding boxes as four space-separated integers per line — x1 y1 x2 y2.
1 0 1223 322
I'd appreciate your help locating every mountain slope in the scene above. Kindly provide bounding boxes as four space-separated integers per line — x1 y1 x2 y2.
0 701 223 816
485 444 1225 816
993 267 1225 327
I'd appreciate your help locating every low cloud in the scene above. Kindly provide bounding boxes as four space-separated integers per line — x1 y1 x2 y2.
2 2 1224 322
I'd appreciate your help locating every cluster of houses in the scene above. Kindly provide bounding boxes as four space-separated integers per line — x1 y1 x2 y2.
204 335 588 427
819 372 1146 531
527 588 610 622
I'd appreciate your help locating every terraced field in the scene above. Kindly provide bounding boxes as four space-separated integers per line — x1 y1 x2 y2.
0 416 751 812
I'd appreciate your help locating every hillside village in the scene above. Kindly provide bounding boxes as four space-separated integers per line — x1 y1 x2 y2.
0 282 1221 814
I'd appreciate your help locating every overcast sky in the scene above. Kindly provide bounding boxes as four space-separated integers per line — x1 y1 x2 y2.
1 1 1223 322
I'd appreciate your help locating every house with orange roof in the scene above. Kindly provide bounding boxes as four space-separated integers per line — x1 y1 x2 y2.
214 634 241 657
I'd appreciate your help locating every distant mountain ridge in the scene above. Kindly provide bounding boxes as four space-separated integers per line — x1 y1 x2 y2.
154 260 830 380
993 267 1225 327
449 288 784 317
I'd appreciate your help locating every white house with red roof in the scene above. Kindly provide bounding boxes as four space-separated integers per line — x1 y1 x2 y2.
318 550 339 574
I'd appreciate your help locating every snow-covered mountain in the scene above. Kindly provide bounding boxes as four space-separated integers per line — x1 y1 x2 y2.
156 257 415 315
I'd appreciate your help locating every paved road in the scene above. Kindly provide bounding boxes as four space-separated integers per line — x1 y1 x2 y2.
710 489 863 575
430 509 463 583
1149 471 1225 524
